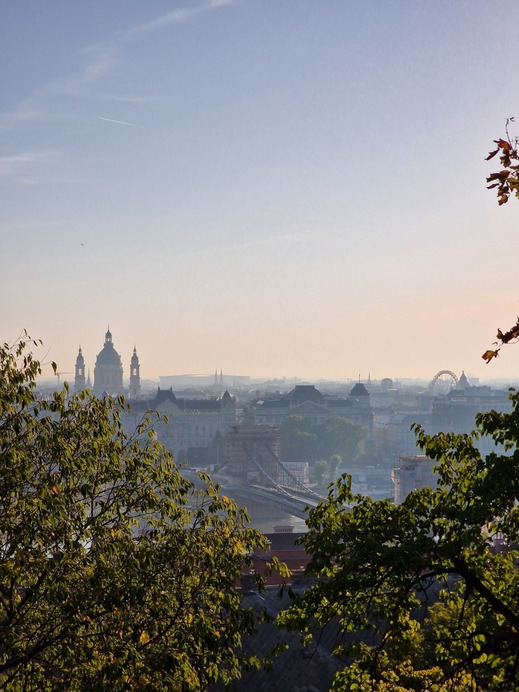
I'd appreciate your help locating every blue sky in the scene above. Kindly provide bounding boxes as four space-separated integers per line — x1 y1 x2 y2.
2 0 519 382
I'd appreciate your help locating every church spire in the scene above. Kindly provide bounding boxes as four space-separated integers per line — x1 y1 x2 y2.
74 345 86 392
129 346 141 399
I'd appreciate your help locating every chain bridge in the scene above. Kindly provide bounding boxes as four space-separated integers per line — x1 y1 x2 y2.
215 425 325 519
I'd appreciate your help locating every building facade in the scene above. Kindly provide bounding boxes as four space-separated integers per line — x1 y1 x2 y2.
124 387 237 462
391 455 438 504
74 329 140 398
247 383 373 433
93 329 124 396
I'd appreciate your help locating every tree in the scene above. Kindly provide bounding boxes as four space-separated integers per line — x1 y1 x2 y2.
280 415 367 465
320 416 366 464
483 118 519 363
280 416 319 463
309 455 342 493
0 335 272 690
279 392 519 690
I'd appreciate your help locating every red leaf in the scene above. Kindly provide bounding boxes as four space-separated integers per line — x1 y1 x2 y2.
485 148 499 161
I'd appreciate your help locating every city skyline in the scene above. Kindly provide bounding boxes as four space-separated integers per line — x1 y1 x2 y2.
2 2 519 381
45 331 516 389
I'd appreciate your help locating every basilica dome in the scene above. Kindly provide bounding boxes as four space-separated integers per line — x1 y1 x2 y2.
93 329 124 395
95 329 122 366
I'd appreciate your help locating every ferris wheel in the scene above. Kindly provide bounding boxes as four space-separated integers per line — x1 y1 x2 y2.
428 370 458 395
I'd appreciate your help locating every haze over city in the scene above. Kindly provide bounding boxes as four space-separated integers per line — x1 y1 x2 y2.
2 1 519 382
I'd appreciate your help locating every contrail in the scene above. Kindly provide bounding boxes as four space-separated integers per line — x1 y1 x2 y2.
98 116 142 128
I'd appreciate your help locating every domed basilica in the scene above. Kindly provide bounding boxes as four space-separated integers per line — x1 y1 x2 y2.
74 329 140 398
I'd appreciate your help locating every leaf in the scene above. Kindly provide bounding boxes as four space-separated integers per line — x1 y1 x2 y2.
497 138 511 150
139 631 150 645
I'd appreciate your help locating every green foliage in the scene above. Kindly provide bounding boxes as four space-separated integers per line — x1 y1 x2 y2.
309 455 342 493
320 417 366 463
280 415 366 465
280 416 319 463
279 392 519 690
0 335 268 690
309 459 329 491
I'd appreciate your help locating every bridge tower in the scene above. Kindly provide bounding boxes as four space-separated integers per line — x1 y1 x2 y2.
225 425 280 482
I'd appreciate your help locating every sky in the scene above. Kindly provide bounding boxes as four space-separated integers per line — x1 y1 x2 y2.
2 0 519 384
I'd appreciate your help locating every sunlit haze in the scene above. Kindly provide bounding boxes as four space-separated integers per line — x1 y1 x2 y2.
2 1 519 383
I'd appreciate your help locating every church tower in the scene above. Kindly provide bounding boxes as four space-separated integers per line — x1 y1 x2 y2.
129 346 141 399
74 346 86 392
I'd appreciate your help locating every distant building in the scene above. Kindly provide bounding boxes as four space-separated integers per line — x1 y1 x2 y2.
431 371 510 456
391 455 437 504
159 372 250 389
282 461 309 485
386 412 431 458
93 328 124 396
129 347 141 399
381 377 393 391
73 331 236 462
74 329 140 398
74 347 86 392
125 387 237 462
248 383 373 432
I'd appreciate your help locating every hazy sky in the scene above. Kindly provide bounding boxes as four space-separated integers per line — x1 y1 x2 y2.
2 1 519 382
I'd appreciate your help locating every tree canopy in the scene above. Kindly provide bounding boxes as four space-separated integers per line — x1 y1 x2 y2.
309 455 341 494
0 335 270 690
280 415 366 465
279 393 519 690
